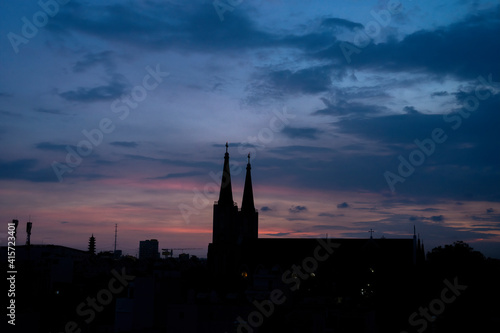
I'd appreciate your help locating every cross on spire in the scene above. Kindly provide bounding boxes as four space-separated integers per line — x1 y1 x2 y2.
368 229 375 239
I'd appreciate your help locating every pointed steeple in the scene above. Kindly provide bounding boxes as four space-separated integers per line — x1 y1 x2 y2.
241 153 255 213
218 142 234 206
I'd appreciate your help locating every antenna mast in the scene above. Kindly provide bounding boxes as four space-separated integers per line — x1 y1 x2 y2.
114 224 118 253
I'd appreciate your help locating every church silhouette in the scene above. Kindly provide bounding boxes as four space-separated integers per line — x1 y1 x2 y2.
207 143 425 331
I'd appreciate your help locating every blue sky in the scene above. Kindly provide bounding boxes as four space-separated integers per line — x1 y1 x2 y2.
1 0 499 258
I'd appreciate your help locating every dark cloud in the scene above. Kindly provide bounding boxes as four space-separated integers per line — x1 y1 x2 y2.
321 17 364 31
269 145 334 156
35 142 68 151
313 6 500 80
312 97 388 116
0 159 58 182
470 213 500 222
34 108 65 115
336 111 444 142
414 208 442 212
310 224 356 230
0 110 22 118
267 65 334 94
318 213 344 218
409 215 445 223
47 1 500 85
47 1 276 52
431 91 449 97
281 126 322 140
337 202 350 209
110 141 138 148
289 205 308 214
151 171 203 180
123 154 217 170
73 51 115 73
430 215 444 222
263 232 291 237
487 208 495 213
403 106 420 115
59 74 128 102
260 206 272 212
246 65 338 103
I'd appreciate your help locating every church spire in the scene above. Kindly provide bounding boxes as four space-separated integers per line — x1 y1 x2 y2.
218 142 234 206
241 153 255 213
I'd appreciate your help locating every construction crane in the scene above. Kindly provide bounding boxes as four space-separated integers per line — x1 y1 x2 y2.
162 248 202 258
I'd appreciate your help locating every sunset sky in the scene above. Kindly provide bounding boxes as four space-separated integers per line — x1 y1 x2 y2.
1 0 499 259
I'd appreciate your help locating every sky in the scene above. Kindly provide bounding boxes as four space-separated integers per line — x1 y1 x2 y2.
0 0 499 259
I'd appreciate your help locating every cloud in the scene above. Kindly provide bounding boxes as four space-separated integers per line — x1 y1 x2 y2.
312 97 388 117
414 208 442 212
431 91 449 97
281 126 322 140
403 106 420 115
0 159 58 182
265 65 335 95
409 215 445 223
46 1 500 86
34 108 65 115
487 208 495 214
35 142 68 151
59 74 128 102
312 5 500 80
268 145 334 156
0 110 22 118
318 212 344 218
263 232 291 237
73 51 115 73
289 205 308 214
335 111 444 142
310 224 358 231
47 1 276 53
337 202 350 209
245 65 338 104
110 141 138 148
430 215 444 223
123 153 217 170
470 212 500 223
260 206 272 212
150 171 203 180
321 17 364 31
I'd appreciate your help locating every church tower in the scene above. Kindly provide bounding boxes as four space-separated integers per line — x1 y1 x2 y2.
212 142 238 245
239 153 258 244
209 143 240 289
208 144 259 291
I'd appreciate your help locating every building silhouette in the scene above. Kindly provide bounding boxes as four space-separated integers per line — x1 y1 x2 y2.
139 239 160 260
88 234 96 255
207 144 427 331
